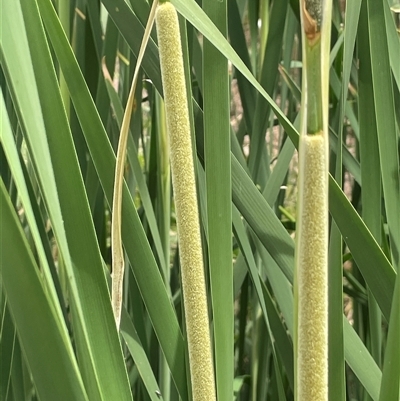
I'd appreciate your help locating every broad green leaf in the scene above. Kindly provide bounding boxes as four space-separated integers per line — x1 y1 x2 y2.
367 0 400 270
14 0 133 398
359 0 383 371
329 178 395 322
203 1 233 401
344 318 382 401
0 181 88 401
368 1 400 399
0 92 62 320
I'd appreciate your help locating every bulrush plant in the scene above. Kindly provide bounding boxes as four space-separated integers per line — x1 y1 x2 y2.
155 2 217 401
294 0 332 400
5 0 399 398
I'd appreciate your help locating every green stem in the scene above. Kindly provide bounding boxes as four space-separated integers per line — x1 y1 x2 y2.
305 39 323 134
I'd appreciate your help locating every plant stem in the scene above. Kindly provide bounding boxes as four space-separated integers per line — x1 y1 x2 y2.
305 39 323 134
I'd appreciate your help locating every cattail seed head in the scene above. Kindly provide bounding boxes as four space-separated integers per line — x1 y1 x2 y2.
295 133 328 401
156 3 216 401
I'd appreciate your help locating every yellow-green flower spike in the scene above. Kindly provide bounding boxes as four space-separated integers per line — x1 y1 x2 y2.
295 132 328 401
296 12 331 401
156 3 216 401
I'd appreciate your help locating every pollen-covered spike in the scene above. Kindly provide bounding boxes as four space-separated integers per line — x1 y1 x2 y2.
156 3 216 401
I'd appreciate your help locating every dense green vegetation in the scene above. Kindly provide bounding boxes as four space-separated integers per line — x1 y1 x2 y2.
1 0 399 400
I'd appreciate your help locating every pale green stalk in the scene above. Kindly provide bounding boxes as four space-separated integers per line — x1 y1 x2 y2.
294 0 332 400
156 3 216 401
